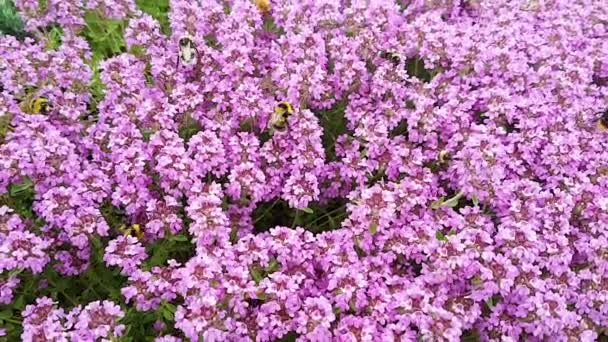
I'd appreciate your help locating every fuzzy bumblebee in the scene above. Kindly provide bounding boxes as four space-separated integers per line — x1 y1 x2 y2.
268 101 294 132
379 51 402 65
120 224 144 240
254 0 271 13
30 97 52 114
177 36 199 67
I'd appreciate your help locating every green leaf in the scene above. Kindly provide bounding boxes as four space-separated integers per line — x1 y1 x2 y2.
0 0 28 39
471 276 483 286
9 177 33 196
430 197 444 209
12 295 24 310
169 234 188 242
160 302 176 321
369 222 378 235
405 57 440 83
250 266 264 283
0 309 13 320
135 0 171 35
301 207 314 214
266 258 280 274
435 230 447 242
431 191 464 209
472 195 479 206
178 113 202 142
276 332 297 342
442 191 464 208
149 248 169 267
140 128 155 141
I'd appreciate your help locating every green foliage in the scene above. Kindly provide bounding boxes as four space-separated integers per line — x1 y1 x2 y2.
1 177 36 220
100 201 128 231
178 113 202 142
82 11 127 60
143 233 196 269
249 258 280 284
262 15 285 36
79 8 133 113
0 0 28 40
406 57 442 83
0 236 129 340
389 119 408 138
431 191 464 209
314 99 349 161
0 2 481 341
275 332 298 342
136 0 171 35
253 199 347 235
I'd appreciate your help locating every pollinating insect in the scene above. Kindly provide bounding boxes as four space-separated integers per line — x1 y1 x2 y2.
380 51 402 66
119 224 144 240
268 101 294 133
598 110 608 131
177 36 199 67
438 150 451 164
30 97 52 114
254 0 271 13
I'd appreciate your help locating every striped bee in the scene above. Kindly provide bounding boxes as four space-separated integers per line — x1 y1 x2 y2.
254 0 271 13
268 101 294 133
379 51 402 66
177 35 199 67
120 224 144 240
30 97 52 114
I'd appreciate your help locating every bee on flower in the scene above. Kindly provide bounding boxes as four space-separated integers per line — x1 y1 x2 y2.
20 96 52 115
177 35 199 68
379 51 402 66
254 0 271 13
268 100 294 133
119 224 144 240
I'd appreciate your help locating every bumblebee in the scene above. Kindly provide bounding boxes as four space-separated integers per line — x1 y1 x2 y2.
438 150 451 164
30 97 52 114
177 36 199 67
254 0 270 13
379 51 401 65
120 224 144 240
268 101 294 132
598 110 608 131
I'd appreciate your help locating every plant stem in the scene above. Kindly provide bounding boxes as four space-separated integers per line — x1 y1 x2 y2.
253 199 279 224
291 209 299 228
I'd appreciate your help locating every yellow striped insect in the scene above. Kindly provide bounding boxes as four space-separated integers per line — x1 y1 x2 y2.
30 97 52 114
268 101 294 133
254 0 270 13
119 224 144 240
380 51 402 65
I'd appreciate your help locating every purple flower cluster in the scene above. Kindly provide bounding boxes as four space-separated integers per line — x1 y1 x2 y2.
21 296 124 341
1 0 608 341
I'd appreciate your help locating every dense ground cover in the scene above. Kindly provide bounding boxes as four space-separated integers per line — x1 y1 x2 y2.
1 0 608 341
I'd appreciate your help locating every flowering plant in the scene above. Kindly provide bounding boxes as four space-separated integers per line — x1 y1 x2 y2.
1 0 608 341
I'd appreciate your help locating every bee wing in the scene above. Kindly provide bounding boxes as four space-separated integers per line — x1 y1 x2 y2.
268 110 281 128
